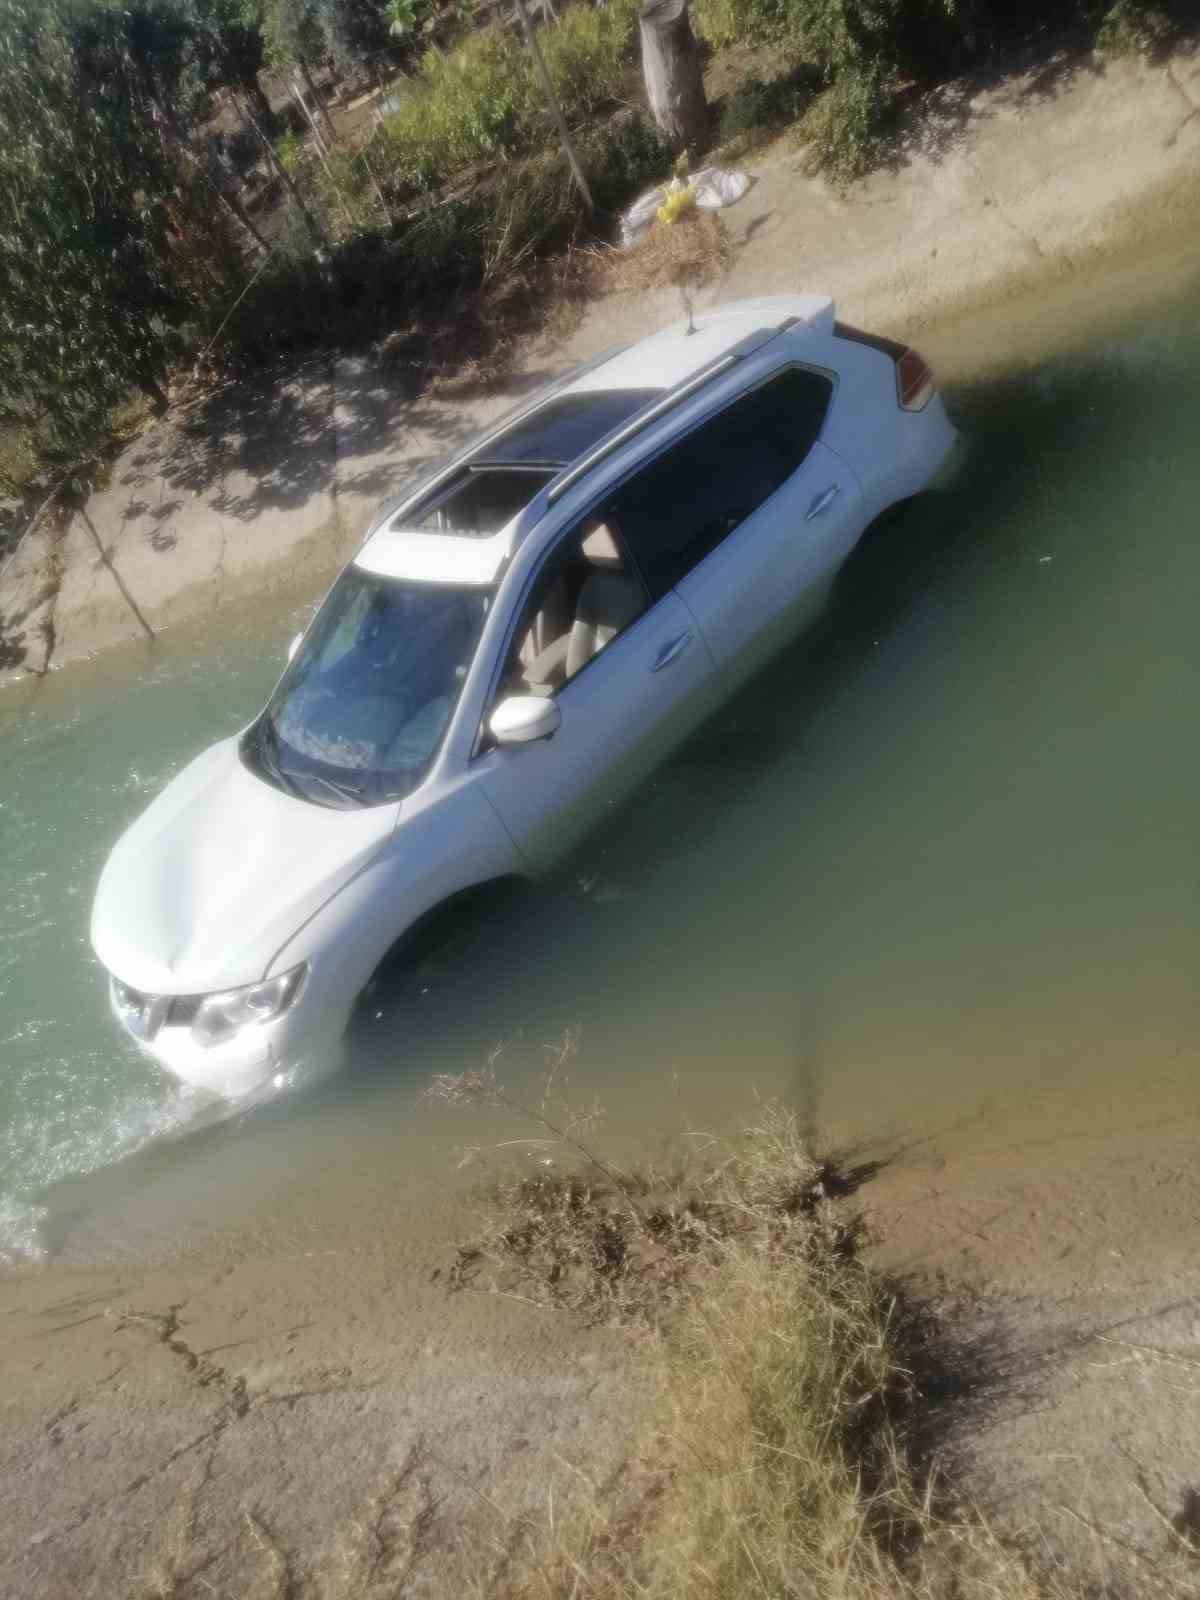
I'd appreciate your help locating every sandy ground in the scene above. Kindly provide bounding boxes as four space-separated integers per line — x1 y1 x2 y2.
2 44 1199 684
2 39 1200 1600
864 1079 1200 1587
0 1210 631 1599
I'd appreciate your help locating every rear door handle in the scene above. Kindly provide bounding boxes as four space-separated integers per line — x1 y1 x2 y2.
805 484 841 521
651 631 694 672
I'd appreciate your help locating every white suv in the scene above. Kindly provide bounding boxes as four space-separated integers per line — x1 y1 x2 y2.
92 295 959 1099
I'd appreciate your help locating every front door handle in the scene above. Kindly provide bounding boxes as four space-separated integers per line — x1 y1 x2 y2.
651 631 694 672
805 484 841 521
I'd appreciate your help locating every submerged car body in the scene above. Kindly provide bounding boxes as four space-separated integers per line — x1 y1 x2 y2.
92 295 959 1098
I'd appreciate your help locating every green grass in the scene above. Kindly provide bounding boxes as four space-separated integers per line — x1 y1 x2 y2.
222 112 672 364
370 0 640 200
696 0 1190 185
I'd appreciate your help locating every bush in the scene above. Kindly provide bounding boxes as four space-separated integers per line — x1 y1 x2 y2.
718 72 811 141
694 0 787 49
539 0 641 114
222 111 672 362
374 32 531 193
799 62 892 186
697 0 1190 184
1096 0 1173 55
372 0 640 199
275 128 306 173
696 0 1188 89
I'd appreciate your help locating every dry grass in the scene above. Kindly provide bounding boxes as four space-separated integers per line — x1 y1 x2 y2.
418 244 600 402
443 1101 1197 1600
599 211 734 297
415 209 734 403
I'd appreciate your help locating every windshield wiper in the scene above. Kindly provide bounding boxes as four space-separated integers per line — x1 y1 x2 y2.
300 771 367 808
251 721 305 801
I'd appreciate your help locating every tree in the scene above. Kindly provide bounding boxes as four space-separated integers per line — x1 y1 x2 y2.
195 0 279 132
262 0 326 72
639 0 707 152
312 0 392 76
0 0 186 466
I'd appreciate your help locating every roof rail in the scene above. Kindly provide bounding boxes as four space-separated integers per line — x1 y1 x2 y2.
545 322 786 507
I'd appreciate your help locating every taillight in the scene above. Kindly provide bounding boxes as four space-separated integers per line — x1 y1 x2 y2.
896 348 934 412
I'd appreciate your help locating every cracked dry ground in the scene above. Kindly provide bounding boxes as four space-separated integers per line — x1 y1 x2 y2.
0 1240 629 1599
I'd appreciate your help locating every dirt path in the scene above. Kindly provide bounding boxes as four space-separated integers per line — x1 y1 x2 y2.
0 1213 630 1600
864 1081 1200 1587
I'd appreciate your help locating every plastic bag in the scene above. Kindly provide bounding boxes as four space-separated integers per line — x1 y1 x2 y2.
619 165 752 249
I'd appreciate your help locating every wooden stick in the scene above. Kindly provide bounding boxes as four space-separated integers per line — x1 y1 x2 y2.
75 506 156 641
512 0 594 212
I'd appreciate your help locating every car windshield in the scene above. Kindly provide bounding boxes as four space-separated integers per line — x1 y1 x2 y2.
242 567 492 808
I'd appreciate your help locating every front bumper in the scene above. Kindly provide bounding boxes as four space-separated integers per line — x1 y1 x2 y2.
107 974 339 1100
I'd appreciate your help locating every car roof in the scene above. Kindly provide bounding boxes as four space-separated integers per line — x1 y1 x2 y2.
355 294 836 586
566 295 833 394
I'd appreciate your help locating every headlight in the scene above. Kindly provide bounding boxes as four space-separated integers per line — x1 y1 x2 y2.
192 965 307 1047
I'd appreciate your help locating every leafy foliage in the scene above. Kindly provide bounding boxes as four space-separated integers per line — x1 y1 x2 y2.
261 0 327 67
0 0 183 474
313 0 394 72
1096 0 1173 56
718 71 811 142
224 109 672 358
693 0 1191 182
371 0 638 199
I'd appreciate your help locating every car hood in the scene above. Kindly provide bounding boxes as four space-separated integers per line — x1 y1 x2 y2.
91 736 398 995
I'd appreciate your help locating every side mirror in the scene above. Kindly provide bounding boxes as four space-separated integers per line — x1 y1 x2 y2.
490 694 561 747
287 632 303 663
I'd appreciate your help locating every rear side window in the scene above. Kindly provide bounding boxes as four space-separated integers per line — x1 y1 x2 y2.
608 368 833 599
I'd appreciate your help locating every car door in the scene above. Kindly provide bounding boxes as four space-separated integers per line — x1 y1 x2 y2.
474 519 716 869
610 367 865 679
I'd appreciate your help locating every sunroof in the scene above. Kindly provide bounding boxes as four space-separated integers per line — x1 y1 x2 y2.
477 389 664 467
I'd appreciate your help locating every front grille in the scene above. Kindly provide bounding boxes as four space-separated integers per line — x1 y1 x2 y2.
111 979 201 1041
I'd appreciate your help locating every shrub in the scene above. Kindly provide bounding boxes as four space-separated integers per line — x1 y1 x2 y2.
799 62 892 187
718 72 810 141
539 0 640 112
275 127 307 173
222 111 672 362
1096 0 1173 56
694 0 785 49
375 31 535 193
372 0 640 200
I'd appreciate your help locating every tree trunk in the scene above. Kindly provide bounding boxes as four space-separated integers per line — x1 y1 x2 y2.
639 0 708 153
299 57 338 145
513 0 595 212
214 182 272 260
240 96 333 259
240 72 278 139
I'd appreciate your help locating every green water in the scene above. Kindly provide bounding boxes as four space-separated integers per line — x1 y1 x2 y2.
3 254 1199 1264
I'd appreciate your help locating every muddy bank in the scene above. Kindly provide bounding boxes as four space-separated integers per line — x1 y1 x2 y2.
2 44 1199 684
2 1092 1198 1598
865 1100 1200 1585
0 1204 630 1600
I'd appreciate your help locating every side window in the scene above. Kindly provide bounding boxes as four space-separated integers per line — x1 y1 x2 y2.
314 581 375 671
609 367 833 599
497 515 649 702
